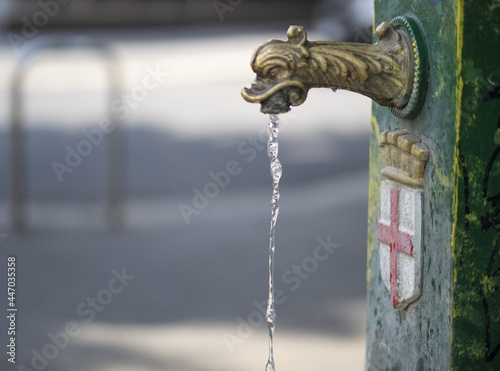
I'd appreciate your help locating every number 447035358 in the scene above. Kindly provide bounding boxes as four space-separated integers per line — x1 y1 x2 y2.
7 256 16 307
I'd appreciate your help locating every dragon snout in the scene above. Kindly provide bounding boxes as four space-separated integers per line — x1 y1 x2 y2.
241 79 308 114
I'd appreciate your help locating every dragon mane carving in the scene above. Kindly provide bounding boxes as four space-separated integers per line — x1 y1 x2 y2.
242 22 415 114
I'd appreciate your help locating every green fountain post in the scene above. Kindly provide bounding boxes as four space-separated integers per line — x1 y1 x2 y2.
366 1 500 370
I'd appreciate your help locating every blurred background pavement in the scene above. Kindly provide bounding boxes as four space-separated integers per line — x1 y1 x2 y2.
0 1 373 370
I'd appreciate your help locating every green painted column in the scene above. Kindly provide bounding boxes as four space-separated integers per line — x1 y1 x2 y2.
366 0 500 370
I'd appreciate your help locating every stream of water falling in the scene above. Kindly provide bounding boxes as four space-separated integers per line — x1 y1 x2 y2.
265 114 281 371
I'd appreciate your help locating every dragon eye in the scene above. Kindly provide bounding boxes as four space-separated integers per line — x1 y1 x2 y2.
268 68 279 78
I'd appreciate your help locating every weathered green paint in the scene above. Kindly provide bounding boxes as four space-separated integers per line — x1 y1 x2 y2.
451 0 500 368
366 0 500 370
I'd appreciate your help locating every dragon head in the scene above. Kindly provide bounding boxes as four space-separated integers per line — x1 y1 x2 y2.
241 26 310 114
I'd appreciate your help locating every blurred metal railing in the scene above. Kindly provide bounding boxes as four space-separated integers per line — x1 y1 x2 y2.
11 36 124 232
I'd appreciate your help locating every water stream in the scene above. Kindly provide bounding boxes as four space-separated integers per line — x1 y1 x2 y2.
265 114 281 371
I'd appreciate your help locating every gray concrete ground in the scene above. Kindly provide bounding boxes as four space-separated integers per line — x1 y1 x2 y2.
0 26 371 370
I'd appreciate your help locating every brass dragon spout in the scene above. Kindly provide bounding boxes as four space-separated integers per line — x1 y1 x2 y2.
242 17 428 119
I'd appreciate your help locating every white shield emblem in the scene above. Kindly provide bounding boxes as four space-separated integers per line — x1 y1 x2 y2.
378 182 422 308
377 130 429 309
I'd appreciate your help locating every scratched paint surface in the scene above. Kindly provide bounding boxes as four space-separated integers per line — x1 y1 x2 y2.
366 0 500 370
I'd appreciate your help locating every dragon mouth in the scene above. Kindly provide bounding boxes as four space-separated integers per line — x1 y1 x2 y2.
241 79 308 114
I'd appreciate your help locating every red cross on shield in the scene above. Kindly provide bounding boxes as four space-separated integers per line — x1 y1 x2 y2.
377 181 422 309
